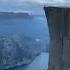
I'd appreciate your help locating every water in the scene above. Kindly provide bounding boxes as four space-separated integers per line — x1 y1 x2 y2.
0 14 49 70
0 15 49 39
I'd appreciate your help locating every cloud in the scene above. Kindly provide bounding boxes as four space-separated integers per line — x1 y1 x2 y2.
0 0 42 6
30 0 43 3
0 0 65 4
0 0 44 4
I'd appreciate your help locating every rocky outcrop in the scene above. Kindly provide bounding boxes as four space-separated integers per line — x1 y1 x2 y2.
44 7 70 70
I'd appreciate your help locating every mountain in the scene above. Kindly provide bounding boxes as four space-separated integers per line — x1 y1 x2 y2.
0 12 33 19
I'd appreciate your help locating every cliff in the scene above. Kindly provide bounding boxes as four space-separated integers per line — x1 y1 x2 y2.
44 7 70 70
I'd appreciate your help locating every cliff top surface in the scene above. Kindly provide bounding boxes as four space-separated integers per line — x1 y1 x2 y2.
43 0 70 8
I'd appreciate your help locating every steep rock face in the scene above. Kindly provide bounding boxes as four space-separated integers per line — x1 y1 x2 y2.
62 37 70 70
44 7 70 70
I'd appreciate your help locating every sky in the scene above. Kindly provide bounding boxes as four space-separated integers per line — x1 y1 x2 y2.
0 0 45 7
0 0 65 14
0 0 43 3
0 0 45 14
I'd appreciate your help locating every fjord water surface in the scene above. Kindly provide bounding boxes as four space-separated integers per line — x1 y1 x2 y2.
0 14 49 70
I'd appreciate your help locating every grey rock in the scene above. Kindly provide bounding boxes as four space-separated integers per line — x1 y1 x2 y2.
44 7 70 70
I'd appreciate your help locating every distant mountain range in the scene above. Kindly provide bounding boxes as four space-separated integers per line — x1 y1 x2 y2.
0 12 34 18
